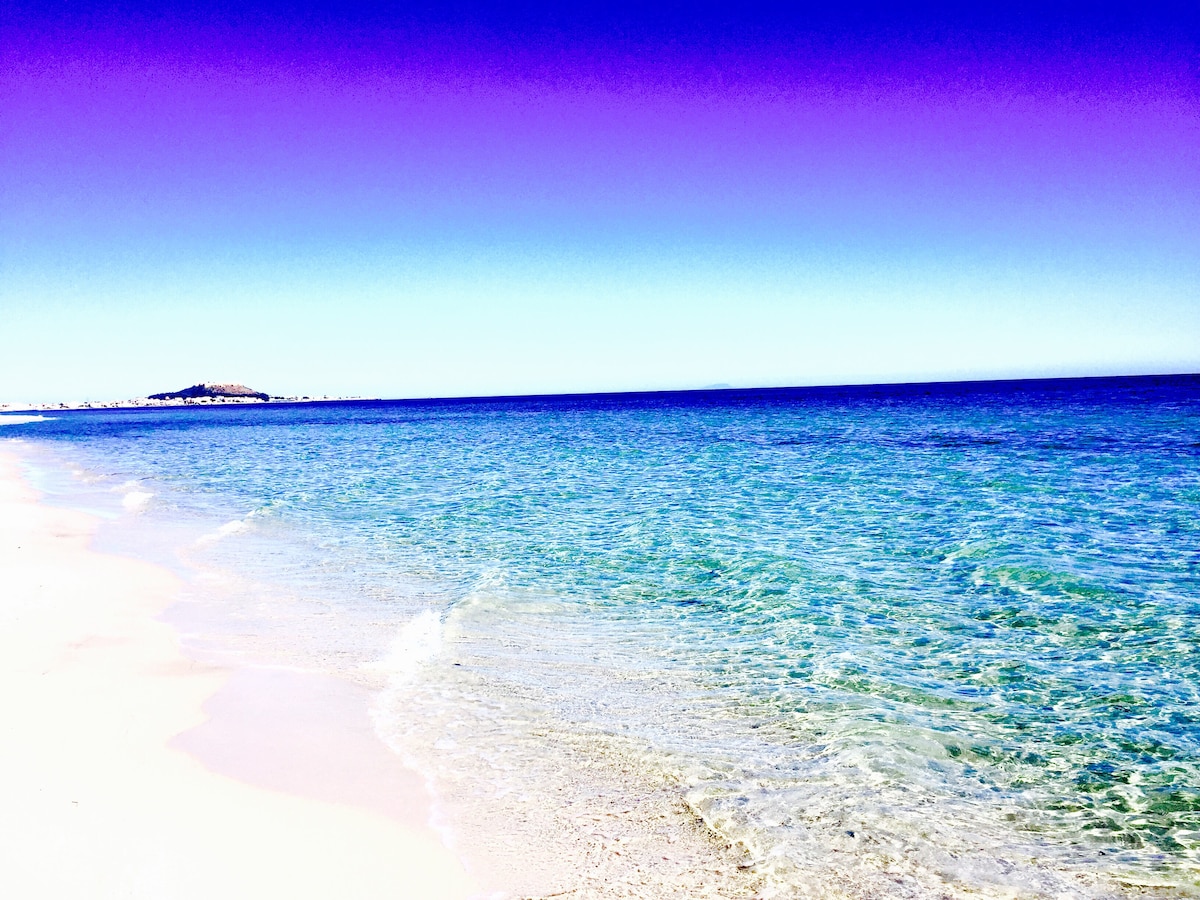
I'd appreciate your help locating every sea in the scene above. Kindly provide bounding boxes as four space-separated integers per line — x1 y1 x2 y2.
4 375 1199 899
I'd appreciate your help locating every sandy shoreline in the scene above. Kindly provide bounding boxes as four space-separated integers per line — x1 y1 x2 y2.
0 450 479 898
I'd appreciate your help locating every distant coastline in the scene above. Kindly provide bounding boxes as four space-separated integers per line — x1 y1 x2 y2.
1 371 1196 415
0 396 374 413
0 381 374 413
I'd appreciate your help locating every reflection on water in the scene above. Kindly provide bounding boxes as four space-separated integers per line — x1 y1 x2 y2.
11 376 1200 897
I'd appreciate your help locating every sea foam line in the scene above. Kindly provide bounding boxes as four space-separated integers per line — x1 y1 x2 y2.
195 519 251 545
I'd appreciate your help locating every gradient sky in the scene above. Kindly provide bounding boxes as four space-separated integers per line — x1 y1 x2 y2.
2 2 1198 402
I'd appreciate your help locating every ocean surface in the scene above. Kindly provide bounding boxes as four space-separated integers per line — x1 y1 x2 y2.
5 375 1199 898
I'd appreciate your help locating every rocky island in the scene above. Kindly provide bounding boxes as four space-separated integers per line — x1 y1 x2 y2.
148 383 270 402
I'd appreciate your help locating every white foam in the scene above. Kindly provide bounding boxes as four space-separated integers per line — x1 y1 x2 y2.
371 609 444 686
121 490 154 512
0 415 52 425
195 519 250 545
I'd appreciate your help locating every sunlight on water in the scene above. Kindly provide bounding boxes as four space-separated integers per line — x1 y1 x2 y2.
10 377 1200 897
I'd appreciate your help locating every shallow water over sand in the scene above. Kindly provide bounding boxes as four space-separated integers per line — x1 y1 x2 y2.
8 376 1200 897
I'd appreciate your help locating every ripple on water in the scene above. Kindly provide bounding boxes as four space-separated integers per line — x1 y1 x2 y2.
14 380 1200 897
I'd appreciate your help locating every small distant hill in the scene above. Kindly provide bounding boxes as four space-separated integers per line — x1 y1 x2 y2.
148 383 270 401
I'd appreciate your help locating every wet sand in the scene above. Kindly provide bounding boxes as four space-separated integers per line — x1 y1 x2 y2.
0 449 478 899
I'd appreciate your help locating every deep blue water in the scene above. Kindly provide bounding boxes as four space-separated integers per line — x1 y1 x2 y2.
6 375 1200 897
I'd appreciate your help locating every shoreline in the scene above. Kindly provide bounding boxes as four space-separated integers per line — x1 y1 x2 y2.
4 439 767 900
0 449 479 899
6 410 1184 898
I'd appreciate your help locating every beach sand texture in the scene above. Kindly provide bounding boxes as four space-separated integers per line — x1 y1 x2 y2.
0 452 478 899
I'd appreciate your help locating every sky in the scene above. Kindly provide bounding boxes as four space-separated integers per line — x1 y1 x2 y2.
2 2 1198 402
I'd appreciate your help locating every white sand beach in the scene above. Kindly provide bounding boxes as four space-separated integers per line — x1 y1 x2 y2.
0 451 479 899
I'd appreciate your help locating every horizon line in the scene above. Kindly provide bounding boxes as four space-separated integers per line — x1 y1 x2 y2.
4 370 1199 413
369 370 1200 405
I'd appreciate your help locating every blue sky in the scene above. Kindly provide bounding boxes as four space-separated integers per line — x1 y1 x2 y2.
2 2 1197 402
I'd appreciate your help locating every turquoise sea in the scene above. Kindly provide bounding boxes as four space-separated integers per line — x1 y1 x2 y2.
5 375 1199 898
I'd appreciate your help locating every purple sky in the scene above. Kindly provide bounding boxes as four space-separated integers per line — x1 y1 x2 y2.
2 5 1197 401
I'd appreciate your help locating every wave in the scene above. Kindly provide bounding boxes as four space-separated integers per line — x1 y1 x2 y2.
120 490 154 512
195 519 251 545
371 609 444 686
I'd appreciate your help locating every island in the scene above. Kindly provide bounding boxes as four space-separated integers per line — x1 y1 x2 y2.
148 383 270 402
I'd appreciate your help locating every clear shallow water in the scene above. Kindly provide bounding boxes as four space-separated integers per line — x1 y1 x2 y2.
6 376 1200 897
